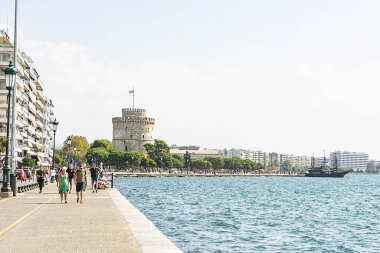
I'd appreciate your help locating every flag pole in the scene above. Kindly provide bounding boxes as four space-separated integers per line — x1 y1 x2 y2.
133 86 135 109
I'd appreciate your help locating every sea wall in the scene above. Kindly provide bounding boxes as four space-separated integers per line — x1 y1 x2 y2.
108 188 182 253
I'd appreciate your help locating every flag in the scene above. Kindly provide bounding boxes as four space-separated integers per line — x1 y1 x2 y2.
65 156 70 163
129 89 134 94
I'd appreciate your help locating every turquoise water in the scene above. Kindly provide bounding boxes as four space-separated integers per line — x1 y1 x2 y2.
116 175 380 253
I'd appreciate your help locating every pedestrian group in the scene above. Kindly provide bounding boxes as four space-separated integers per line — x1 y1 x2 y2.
37 163 101 204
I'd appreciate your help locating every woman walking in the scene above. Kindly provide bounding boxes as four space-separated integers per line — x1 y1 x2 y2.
57 167 69 203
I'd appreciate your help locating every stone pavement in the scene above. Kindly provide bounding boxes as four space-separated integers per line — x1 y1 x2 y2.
0 180 141 253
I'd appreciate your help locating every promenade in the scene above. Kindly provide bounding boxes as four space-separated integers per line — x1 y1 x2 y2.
0 181 141 253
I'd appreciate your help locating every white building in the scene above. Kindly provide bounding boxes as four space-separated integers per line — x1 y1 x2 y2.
170 146 222 160
330 151 369 172
0 29 55 167
280 154 311 168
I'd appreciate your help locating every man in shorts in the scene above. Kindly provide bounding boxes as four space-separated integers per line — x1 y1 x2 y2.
74 164 87 204
66 164 75 194
89 163 99 193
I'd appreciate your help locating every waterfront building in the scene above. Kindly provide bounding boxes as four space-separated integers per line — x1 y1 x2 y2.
268 152 280 166
252 151 269 166
280 154 311 168
314 156 330 167
170 147 222 160
330 151 369 172
0 29 55 167
224 148 246 159
112 108 155 153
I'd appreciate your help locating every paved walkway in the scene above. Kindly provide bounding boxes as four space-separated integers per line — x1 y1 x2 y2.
0 180 141 253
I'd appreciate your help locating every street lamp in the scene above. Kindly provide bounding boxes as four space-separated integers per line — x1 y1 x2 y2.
51 119 59 172
66 136 72 167
73 145 77 168
1 61 17 198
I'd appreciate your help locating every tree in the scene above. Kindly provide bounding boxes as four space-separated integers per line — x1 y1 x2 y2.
86 147 110 165
141 157 157 169
172 154 182 161
0 136 6 154
183 151 191 169
90 139 112 150
62 135 90 163
231 157 244 172
54 149 64 167
171 158 184 169
144 143 156 160
125 151 144 167
22 157 36 167
192 159 207 170
281 160 291 172
205 157 224 171
242 159 254 172
366 160 378 174
108 149 126 169
144 140 173 168
223 158 234 171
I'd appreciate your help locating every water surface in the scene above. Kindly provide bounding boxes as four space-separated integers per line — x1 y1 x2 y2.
117 175 380 252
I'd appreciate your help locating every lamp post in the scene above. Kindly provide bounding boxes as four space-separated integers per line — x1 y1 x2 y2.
51 119 58 173
66 136 72 167
73 145 77 168
1 61 17 198
77 149 80 167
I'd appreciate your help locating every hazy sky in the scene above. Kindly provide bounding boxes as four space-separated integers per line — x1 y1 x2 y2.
1 0 380 159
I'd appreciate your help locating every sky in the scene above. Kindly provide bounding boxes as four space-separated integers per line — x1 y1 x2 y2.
1 0 380 159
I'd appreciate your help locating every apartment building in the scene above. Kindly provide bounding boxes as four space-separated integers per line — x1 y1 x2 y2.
0 29 55 167
330 151 369 172
280 154 311 168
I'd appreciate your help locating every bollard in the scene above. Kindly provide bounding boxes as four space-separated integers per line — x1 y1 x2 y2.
111 173 114 188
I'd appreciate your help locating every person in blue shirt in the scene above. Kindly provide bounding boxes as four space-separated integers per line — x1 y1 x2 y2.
89 163 99 193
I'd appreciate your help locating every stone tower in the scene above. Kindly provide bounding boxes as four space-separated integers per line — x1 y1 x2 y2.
112 108 155 153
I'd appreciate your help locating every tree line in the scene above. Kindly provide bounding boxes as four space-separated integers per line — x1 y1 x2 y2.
53 136 270 173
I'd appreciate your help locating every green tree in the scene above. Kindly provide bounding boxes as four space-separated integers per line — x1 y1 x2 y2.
141 157 157 169
86 147 110 165
90 139 112 150
231 157 244 172
144 139 173 168
125 151 144 167
108 149 126 169
171 157 185 169
63 135 90 163
54 149 64 167
22 157 36 167
205 157 224 171
281 160 291 172
223 158 234 171
172 154 182 161
0 136 6 153
366 160 378 174
242 159 255 172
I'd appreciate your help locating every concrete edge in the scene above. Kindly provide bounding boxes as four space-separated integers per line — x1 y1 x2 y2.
107 188 183 253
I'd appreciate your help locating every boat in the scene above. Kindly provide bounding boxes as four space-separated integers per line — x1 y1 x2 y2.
305 153 352 178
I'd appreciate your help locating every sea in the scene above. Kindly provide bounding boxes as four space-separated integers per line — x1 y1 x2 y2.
116 175 380 253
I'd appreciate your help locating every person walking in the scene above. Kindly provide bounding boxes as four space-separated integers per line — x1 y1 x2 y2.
74 164 87 204
89 163 99 193
57 167 69 203
66 164 75 194
36 167 46 193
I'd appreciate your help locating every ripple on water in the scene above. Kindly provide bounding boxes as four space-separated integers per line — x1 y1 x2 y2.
117 175 380 253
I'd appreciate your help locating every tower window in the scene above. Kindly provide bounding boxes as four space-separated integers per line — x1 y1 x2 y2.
125 146 128 151
125 127 128 130
130 134 132 138
142 135 144 138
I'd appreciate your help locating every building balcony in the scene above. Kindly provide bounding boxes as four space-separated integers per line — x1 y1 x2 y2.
36 99 43 109
36 109 44 119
